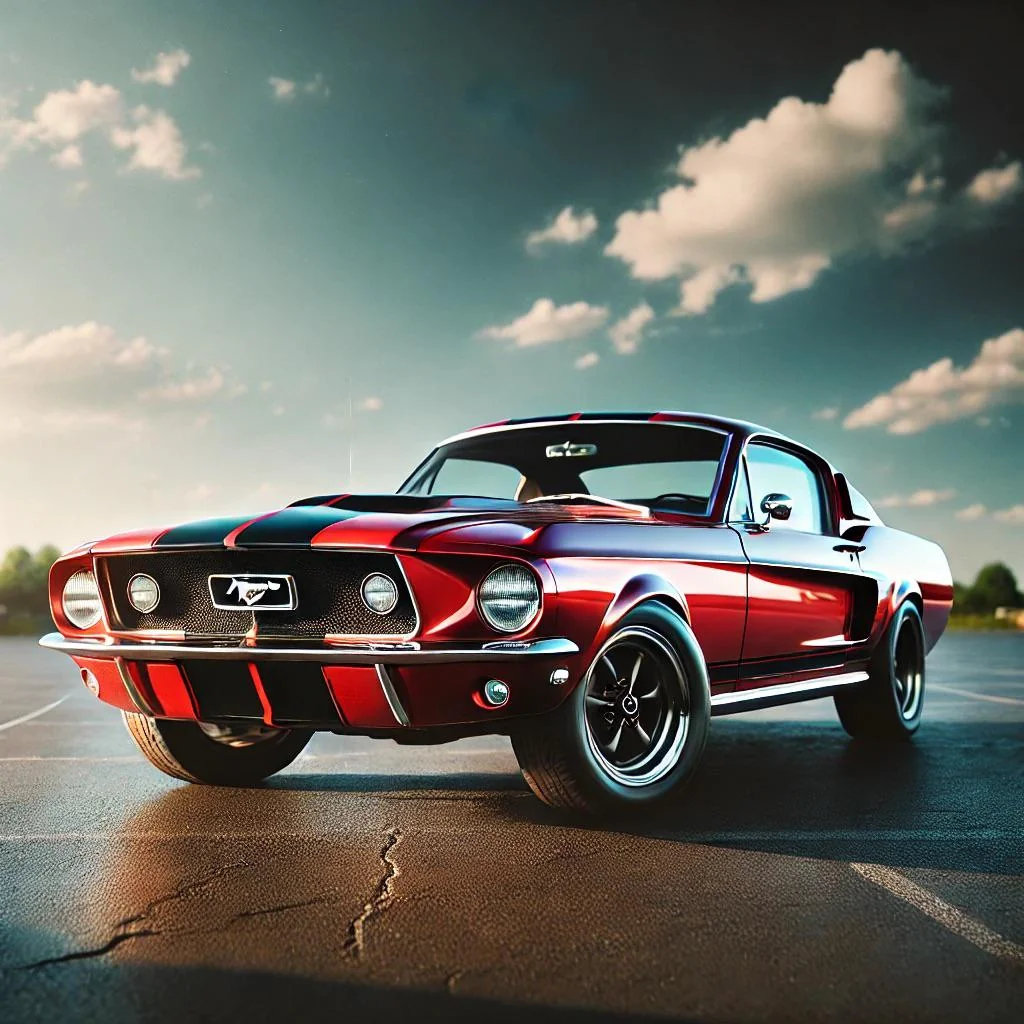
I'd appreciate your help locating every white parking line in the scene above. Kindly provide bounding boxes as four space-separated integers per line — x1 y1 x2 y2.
851 862 1024 963
0 696 69 733
930 683 1024 707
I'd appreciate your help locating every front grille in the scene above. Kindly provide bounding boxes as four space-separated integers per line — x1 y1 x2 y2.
180 661 343 725
100 550 417 639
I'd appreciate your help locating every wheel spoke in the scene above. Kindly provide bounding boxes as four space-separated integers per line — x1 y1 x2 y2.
602 719 624 755
637 681 660 700
600 655 618 686
634 722 651 747
629 651 644 691
586 694 615 709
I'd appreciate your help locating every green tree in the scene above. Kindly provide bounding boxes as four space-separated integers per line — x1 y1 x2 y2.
968 562 1022 612
0 545 61 624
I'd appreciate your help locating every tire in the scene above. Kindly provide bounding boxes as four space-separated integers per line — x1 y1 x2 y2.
834 600 925 741
511 602 711 815
122 712 312 785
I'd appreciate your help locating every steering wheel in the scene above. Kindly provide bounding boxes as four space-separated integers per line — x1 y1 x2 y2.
650 492 706 511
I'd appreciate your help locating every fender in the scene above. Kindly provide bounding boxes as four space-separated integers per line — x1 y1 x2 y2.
600 573 691 640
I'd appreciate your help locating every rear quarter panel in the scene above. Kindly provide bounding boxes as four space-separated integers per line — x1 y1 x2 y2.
855 525 953 652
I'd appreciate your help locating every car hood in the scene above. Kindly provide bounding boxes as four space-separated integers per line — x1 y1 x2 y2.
89 493 671 556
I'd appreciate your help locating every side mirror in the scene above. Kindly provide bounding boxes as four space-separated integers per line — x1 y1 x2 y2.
760 492 793 522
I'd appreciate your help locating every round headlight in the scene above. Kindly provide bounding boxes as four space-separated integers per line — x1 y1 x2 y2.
478 563 540 633
361 573 399 615
128 573 161 614
62 569 102 629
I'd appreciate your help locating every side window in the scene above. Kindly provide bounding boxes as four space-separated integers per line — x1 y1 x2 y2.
746 444 826 533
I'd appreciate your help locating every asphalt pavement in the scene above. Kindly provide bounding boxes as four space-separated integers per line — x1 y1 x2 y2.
0 632 1021 1023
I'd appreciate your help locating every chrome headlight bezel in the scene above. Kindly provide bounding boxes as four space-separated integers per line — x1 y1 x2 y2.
477 562 541 634
127 573 161 614
361 572 400 615
62 569 103 629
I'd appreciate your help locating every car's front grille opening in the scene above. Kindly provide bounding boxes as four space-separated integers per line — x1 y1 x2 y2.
182 661 264 720
256 663 342 724
99 550 417 639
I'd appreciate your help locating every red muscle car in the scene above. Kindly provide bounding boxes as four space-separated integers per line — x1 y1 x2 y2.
41 412 953 814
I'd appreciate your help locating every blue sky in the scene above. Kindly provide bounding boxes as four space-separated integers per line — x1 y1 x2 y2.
0 1 1021 583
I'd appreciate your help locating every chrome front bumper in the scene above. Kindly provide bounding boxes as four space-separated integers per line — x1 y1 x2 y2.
38 632 579 665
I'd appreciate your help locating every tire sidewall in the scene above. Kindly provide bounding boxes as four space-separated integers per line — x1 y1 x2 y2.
154 718 312 785
564 602 710 808
876 601 926 735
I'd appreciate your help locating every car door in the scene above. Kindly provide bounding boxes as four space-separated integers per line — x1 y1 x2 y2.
733 441 865 684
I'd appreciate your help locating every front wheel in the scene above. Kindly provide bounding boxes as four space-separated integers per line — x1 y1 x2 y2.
834 600 926 741
122 712 312 785
512 603 710 815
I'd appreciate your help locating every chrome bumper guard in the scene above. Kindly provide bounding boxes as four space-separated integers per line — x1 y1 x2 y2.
39 632 579 665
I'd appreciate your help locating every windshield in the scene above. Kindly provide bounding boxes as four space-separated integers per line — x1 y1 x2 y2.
400 422 728 515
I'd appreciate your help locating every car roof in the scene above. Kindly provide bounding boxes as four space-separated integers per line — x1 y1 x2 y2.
440 411 793 448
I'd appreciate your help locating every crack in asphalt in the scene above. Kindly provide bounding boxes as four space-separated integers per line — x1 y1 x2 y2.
19 861 248 971
343 826 402 959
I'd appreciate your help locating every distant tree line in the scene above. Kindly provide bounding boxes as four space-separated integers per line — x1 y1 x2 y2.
952 562 1022 615
0 545 61 634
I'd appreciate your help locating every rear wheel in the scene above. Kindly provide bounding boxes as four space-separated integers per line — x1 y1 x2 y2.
122 712 311 785
512 603 710 814
835 600 925 741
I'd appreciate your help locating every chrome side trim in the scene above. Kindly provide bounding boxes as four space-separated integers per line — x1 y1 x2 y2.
39 633 578 665
710 671 868 716
375 664 410 726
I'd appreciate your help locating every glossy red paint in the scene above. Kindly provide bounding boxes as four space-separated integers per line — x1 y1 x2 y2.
144 663 197 720
44 412 953 735
322 666 396 729
72 657 137 713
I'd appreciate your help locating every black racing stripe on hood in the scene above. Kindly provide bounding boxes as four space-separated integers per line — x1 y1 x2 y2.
154 516 256 548
232 505 363 547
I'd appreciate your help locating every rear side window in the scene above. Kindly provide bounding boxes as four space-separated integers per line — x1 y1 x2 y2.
746 443 826 533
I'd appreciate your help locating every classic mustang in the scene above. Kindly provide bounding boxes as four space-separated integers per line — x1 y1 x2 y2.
41 412 953 814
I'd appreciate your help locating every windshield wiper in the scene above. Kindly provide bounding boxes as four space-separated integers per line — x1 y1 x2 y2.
524 493 650 516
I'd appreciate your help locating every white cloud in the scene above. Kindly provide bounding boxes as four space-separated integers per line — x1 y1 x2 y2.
110 106 200 180
993 505 1024 525
955 503 988 521
965 161 1022 205
605 49 1019 314
677 266 740 314
575 352 600 370
29 80 123 143
50 144 82 169
526 206 598 250
845 327 1024 434
876 488 956 509
359 396 383 412
609 302 655 354
269 77 297 101
813 406 840 421
479 298 609 348
141 367 226 402
1 78 200 182
131 50 191 87
269 73 328 102
0 321 236 438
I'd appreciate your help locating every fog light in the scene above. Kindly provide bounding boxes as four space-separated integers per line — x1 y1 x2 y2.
128 573 161 614
482 679 510 707
81 669 100 697
361 572 399 615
